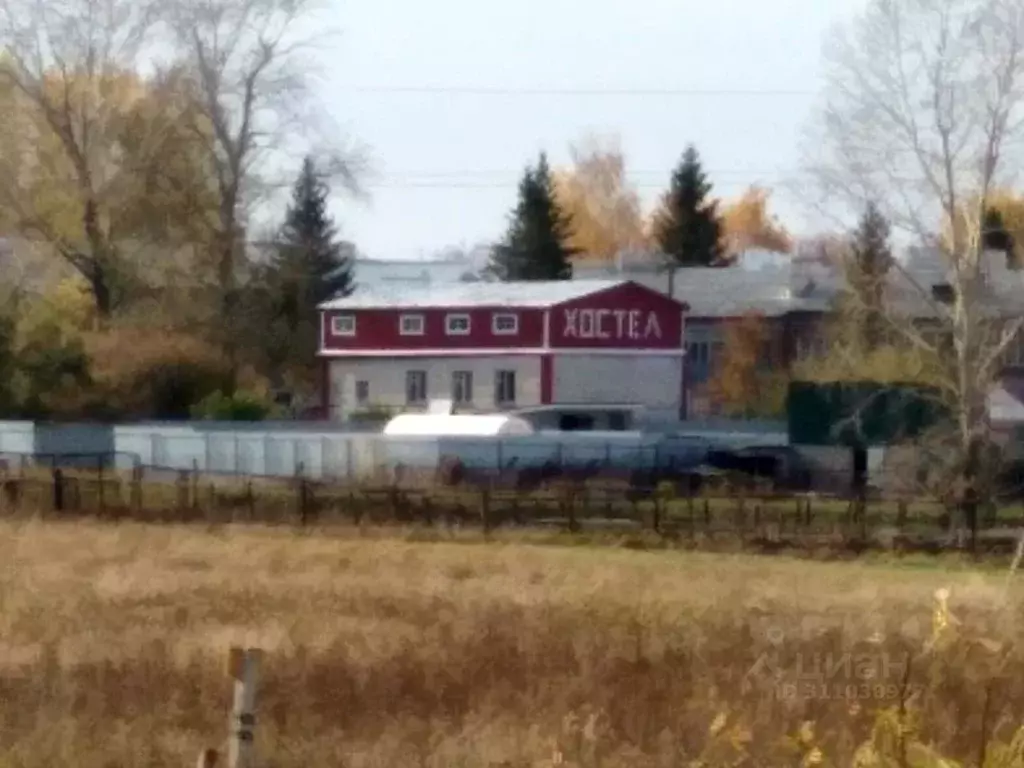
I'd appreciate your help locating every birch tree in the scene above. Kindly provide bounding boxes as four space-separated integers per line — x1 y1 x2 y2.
553 134 648 261
805 0 1024 529
162 0 354 385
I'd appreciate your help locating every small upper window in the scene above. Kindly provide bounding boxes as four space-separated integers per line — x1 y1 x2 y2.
400 314 425 335
492 313 519 335
446 313 471 335
331 314 356 336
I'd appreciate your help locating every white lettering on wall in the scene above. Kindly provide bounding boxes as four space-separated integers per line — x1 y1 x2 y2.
562 308 665 342
579 309 596 338
564 309 578 338
614 309 627 338
644 313 662 340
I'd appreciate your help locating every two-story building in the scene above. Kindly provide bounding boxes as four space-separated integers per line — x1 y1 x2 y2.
318 279 688 421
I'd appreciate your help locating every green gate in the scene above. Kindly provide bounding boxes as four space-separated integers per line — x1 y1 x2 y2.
787 381 949 447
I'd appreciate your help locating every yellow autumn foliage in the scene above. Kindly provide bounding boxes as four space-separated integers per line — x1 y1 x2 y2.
705 312 788 417
988 189 1024 267
553 134 649 261
0 64 218 313
720 185 793 257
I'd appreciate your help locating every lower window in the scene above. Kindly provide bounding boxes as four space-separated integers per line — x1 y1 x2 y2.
406 370 427 404
452 370 474 404
495 369 516 405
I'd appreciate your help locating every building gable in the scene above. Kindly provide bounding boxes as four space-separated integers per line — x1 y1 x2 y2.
548 281 686 350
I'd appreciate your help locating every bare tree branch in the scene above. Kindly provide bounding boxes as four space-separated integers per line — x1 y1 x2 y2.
160 0 359 385
803 0 1024 529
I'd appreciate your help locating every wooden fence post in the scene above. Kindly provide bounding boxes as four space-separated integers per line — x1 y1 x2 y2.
195 747 219 767
131 465 143 512
226 646 261 768
52 468 64 512
480 487 492 533
97 456 105 514
246 480 255 521
295 462 309 526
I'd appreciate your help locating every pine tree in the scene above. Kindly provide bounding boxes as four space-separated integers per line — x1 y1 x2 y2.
847 202 894 351
489 153 577 280
653 145 724 267
263 156 354 392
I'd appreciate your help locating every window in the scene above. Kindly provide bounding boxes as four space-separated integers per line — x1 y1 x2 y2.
932 284 955 304
355 380 369 405
559 413 595 431
331 314 356 336
452 371 474 404
492 313 519 335
446 313 471 335
495 370 516 405
406 370 427 404
400 314 425 335
686 341 709 366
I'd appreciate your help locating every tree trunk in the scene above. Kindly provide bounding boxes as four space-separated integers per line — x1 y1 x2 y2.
89 263 113 319
216 202 241 396
83 199 114 319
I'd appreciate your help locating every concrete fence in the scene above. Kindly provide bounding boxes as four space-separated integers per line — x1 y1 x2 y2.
0 419 795 481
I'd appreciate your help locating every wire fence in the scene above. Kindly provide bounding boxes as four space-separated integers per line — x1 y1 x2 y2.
2 451 1023 556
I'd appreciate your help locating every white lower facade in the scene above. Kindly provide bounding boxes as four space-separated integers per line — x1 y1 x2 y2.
550 354 682 419
328 356 542 418
326 352 683 421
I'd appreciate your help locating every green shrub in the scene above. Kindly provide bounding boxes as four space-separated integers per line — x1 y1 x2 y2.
350 404 397 424
190 390 275 421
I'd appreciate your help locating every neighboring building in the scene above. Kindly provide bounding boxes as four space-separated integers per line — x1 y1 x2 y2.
572 247 1024 418
350 247 490 289
572 250 840 417
318 279 688 422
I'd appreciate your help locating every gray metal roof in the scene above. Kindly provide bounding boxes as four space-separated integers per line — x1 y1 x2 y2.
318 278 633 310
572 257 837 317
886 249 1024 317
573 248 1024 319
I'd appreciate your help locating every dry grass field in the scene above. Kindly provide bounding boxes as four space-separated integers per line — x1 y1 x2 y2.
0 520 1023 767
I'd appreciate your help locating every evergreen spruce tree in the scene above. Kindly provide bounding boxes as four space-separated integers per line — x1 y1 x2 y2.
489 153 577 280
263 156 354 392
653 145 724 267
847 201 894 351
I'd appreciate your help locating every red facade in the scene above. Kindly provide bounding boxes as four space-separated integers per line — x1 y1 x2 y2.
548 282 684 350
320 281 686 354
322 307 546 351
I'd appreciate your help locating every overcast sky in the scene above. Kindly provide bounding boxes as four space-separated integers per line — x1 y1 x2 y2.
317 0 868 261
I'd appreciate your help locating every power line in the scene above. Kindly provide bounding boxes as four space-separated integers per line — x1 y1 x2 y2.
374 168 796 177
262 169 799 189
357 181 795 189
344 85 815 97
